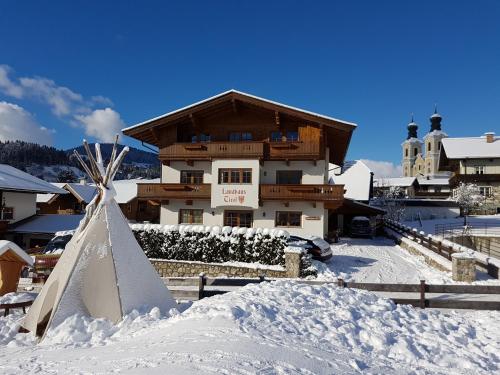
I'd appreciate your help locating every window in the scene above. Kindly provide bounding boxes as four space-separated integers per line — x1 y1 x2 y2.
438 142 441 150
218 168 252 184
224 211 253 227
180 170 204 184
0 207 14 220
475 166 485 175
270 131 282 142
414 148 418 156
479 187 492 197
286 131 299 141
229 132 252 141
179 209 203 224
275 211 301 227
428 143 431 152
276 170 302 184
405 148 408 157
199 133 211 142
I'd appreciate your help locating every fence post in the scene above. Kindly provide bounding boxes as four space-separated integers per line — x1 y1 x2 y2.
337 277 345 288
259 274 265 283
198 272 206 300
437 240 442 256
419 279 426 309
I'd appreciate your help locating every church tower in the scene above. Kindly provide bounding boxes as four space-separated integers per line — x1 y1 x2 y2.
401 115 423 177
423 106 447 176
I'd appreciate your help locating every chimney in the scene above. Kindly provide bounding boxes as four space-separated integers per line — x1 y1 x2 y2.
485 132 495 143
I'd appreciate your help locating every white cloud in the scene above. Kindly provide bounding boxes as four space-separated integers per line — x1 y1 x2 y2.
0 65 23 99
0 65 122 143
75 108 124 143
360 159 402 178
0 101 54 145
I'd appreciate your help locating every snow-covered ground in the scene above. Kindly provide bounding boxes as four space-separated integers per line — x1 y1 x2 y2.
405 215 500 235
1 281 499 374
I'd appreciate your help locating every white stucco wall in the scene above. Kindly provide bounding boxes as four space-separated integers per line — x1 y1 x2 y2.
3 191 37 223
260 160 326 184
162 161 212 183
161 200 325 237
211 159 260 209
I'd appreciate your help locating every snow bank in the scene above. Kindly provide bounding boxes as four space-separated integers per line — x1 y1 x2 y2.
1 281 498 374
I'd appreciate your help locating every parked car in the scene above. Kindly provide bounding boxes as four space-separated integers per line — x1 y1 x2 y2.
350 216 374 238
42 232 73 254
287 235 332 261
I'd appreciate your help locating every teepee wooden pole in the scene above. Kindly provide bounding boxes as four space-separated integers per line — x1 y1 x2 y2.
103 135 119 186
73 150 97 182
109 147 129 182
83 140 102 183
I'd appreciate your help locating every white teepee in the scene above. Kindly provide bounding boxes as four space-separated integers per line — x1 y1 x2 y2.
23 138 176 338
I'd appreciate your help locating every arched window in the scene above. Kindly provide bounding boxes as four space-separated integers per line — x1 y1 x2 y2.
405 148 408 157
414 148 418 156
428 143 431 152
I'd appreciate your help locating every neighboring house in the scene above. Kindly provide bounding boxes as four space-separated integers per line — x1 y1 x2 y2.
37 181 98 214
329 160 373 203
114 179 161 223
373 177 419 198
439 132 500 214
123 89 357 238
416 176 451 199
6 214 83 250
0 164 66 231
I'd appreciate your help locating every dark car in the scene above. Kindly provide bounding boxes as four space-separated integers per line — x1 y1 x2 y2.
287 235 333 261
42 233 73 254
350 216 374 238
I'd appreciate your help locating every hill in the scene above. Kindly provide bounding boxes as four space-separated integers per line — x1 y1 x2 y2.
0 140 160 182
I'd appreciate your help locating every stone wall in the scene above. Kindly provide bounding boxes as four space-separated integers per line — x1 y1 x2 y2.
150 250 301 278
452 253 476 282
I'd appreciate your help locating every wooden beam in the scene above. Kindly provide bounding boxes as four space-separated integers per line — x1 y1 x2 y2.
231 98 238 114
275 111 280 129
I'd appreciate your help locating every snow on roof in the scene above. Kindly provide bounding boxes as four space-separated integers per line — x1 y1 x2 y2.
374 177 417 188
0 240 33 265
329 160 372 201
401 137 423 145
0 164 66 194
65 183 98 203
113 178 160 204
417 177 450 186
442 135 500 159
9 214 84 234
123 89 357 132
36 183 65 203
424 130 447 138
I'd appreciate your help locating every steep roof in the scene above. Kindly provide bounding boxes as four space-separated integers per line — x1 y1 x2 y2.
122 90 356 165
0 164 66 194
329 160 372 201
374 177 417 188
0 240 33 265
441 136 500 159
36 183 97 204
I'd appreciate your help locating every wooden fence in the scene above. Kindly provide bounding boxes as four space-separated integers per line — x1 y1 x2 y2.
384 220 499 279
165 275 500 310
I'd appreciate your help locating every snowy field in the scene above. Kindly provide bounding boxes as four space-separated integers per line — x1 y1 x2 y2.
1 280 499 374
404 215 500 235
313 237 499 284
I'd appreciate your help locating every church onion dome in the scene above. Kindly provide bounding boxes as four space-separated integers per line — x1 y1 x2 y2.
429 105 442 131
407 114 418 139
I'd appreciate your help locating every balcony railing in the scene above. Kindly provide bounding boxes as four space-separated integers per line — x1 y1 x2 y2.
260 184 344 201
160 142 264 160
137 183 211 200
268 141 321 160
159 141 322 161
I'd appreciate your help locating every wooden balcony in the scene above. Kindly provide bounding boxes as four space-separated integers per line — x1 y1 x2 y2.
160 142 264 161
159 141 322 161
137 183 211 200
268 141 322 160
260 184 344 202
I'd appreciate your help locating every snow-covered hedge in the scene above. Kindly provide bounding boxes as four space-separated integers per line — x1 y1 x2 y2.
131 224 289 266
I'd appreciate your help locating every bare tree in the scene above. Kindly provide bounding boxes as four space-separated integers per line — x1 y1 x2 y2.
452 182 485 225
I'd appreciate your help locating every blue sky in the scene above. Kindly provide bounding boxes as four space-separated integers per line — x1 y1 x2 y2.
0 1 499 176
